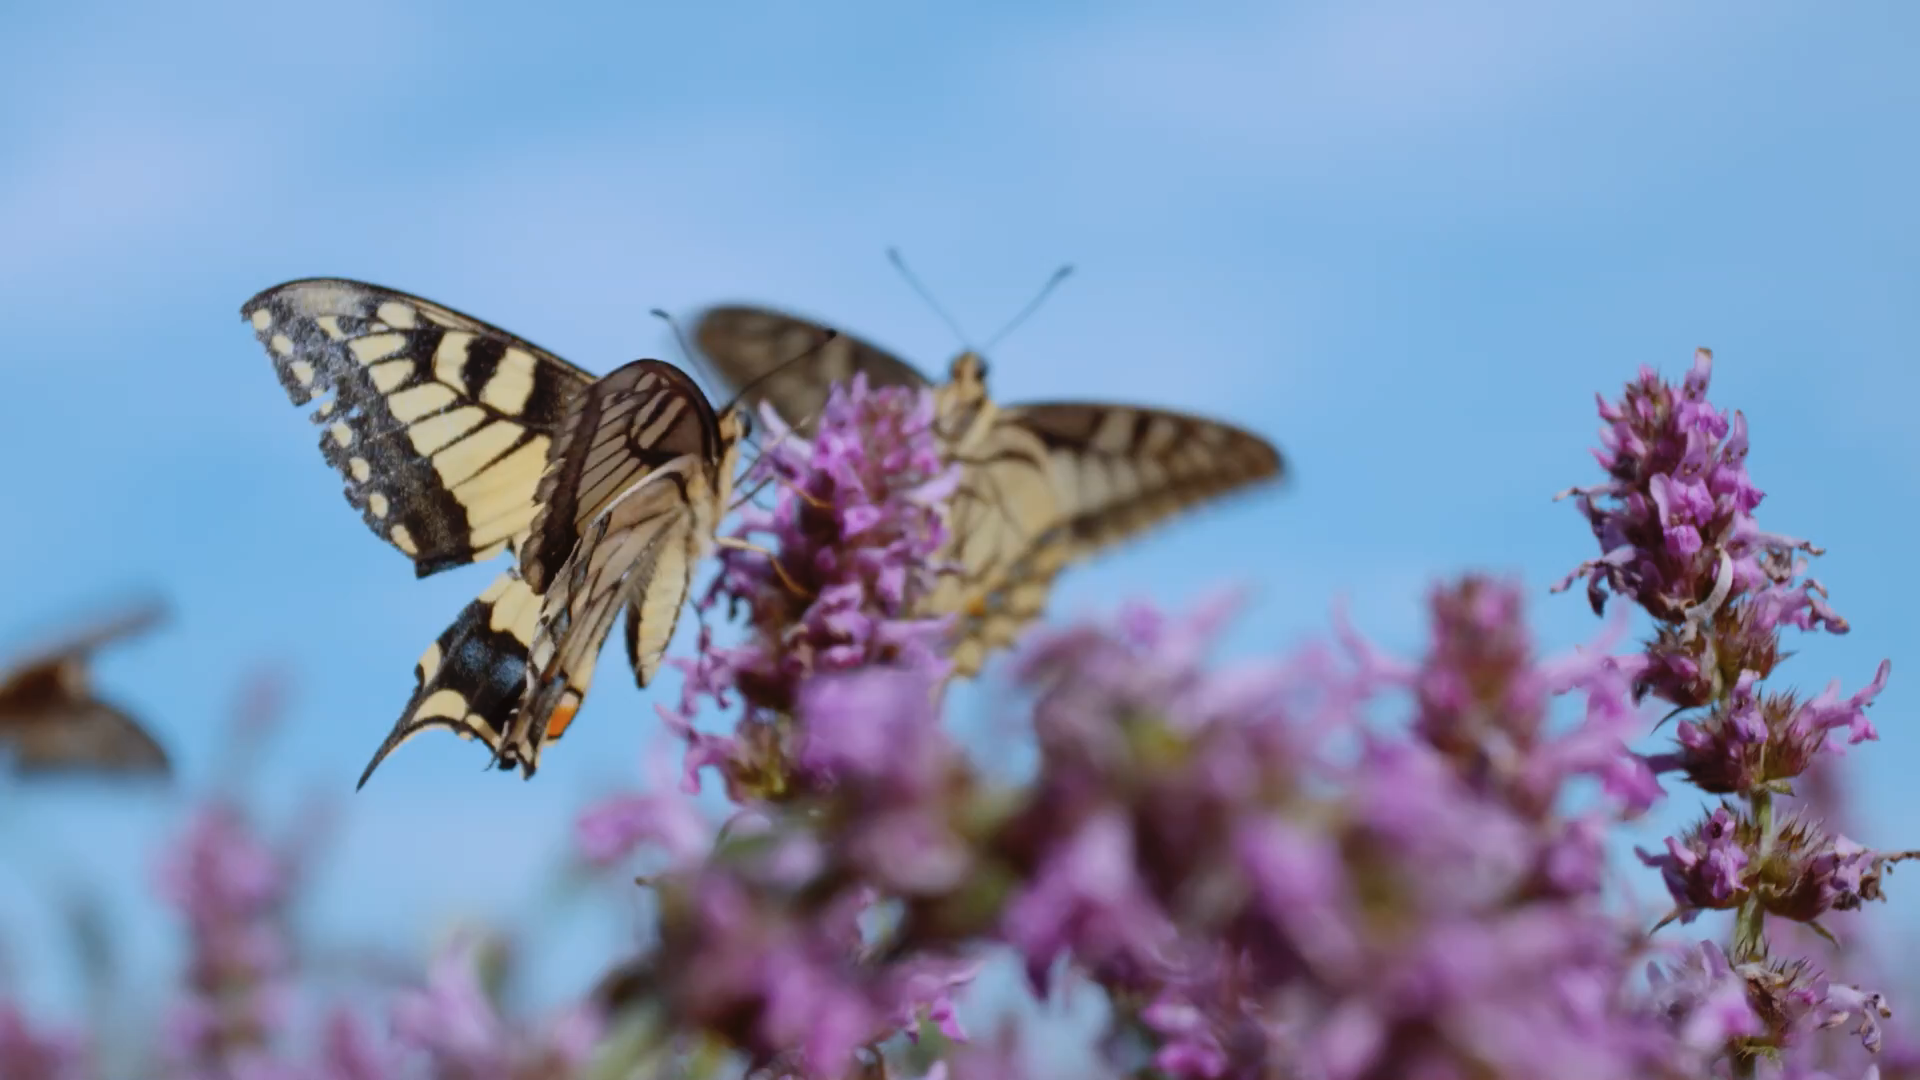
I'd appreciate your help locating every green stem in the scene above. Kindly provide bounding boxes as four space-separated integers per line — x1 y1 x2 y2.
1729 788 1773 964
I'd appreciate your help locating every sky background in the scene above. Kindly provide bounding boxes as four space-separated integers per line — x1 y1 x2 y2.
2 0 1917 1063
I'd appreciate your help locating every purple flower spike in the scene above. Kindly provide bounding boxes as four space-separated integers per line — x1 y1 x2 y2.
1557 354 1892 805
1560 347 1908 1073
656 374 960 802
155 799 300 1073
392 931 605 1080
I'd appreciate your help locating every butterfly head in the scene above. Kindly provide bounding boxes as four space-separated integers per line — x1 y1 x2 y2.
946 350 991 401
714 405 752 506
717 403 753 447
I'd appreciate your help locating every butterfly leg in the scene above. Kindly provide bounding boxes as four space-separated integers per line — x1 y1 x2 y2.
714 536 811 597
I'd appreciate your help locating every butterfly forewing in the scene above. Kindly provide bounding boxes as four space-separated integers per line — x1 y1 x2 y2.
693 306 930 433
1008 402 1284 553
934 402 1283 675
0 602 171 777
504 360 739 775
245 279 614 785
241 279 595 577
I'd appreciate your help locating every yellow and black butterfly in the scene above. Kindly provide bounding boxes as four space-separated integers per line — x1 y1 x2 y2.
245 281 799 783
0 600 171 777
245 279 607 784
693 299 1286 675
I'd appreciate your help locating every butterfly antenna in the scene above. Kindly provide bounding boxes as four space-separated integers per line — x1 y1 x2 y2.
649 308 726 399
724 328 841 415
887 247 974 346
982 263 1074 353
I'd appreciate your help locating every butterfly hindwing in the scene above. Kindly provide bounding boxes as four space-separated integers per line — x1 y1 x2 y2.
242 279 595 577
355 568 543 788
1007 402 1285 553
693 306 930 434
2 694 171 777
505 360 738 774
933 403 1284 675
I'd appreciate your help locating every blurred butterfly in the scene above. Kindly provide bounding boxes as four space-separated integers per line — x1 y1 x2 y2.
693 261 1286 675
244 281 807 783
0 600 171 777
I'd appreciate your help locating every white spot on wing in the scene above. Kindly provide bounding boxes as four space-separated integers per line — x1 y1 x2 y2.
390 524 419 555
250 308 273 331
375 301 418 329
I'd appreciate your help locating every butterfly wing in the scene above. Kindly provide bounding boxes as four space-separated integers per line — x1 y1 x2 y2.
520 361 722 594
1009 402 1284 551
353 567 544 789
929 403 1284 675
242 279 594 577
0 686 171 777
0 602 172 777
693 305 930 433
505 360 726 774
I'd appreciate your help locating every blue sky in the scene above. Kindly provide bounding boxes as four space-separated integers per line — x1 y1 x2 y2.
2 0 1917 1054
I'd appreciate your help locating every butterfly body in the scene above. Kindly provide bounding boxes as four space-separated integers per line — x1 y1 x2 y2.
693 304 1285 676
246 281 736 784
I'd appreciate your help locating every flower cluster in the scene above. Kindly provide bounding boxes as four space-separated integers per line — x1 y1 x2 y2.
3 348 1913 1079
574 377 986 1076
654 373 959 802
1554 348 1884 780
1558 348 1901 1073
959 583 1733 1079
155 799 303 1073
389 932 604 1080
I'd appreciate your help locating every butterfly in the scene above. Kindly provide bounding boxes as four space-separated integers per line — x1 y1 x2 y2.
245 280 797 783
693 304 1286 675
245 279 602 784
0 600 171 777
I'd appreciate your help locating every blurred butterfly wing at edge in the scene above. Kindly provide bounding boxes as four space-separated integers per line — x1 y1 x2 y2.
0 599 172 778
